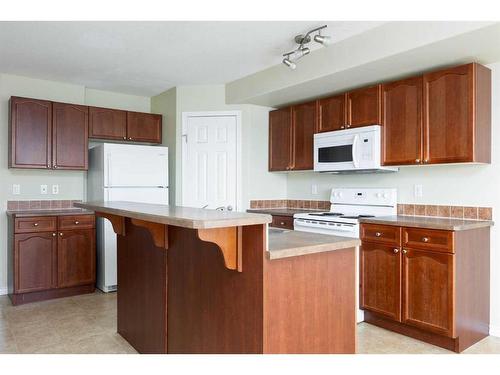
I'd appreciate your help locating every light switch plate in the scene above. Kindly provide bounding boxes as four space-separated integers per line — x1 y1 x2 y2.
414 184 423 198
41 185 48 194
52 184 59 195
311 184 318 195
13 184 20 195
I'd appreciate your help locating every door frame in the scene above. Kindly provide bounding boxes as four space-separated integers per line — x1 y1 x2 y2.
181 111 242 211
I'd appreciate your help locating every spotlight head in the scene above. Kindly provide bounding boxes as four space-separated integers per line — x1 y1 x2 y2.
314 34 331 46
282 58 296 70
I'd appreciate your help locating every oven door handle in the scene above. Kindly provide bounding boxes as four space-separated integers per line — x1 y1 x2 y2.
352 134 360 168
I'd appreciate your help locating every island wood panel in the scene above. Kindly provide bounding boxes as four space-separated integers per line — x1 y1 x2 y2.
167 224 265 354
117 219 168 354
263 247 356 354
9 97 52 169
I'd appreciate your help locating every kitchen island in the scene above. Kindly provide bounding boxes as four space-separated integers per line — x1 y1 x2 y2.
75 201 359 354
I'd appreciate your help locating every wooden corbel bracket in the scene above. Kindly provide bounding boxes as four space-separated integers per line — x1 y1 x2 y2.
197 226 243 272
130 219 169 250
96 212 125 236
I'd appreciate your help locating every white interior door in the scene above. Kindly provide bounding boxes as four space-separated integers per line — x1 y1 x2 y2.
182 113 239 210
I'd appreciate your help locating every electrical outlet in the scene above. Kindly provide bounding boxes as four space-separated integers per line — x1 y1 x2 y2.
12 184 20 195
311 184 318 195
40 185 48 194
414 184 423 198
52 184 59 195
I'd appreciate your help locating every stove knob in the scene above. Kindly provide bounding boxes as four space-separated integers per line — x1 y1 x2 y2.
382 193 388 198
376 193 382 198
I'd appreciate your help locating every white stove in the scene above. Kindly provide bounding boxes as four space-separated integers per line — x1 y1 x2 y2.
294 188 397 323
294 188 397 237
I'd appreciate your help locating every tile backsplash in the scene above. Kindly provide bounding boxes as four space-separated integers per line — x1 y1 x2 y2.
250 200 492 220
7 200 82 211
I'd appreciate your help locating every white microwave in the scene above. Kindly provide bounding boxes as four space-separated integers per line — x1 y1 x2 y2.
313 125 398 173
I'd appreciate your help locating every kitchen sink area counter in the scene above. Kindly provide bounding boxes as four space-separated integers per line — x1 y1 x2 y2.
267 228 360 260
359 215 494 231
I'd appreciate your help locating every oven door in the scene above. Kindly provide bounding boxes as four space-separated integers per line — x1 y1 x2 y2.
314 130 363 172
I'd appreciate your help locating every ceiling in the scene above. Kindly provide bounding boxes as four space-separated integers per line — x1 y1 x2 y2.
0 21 384 97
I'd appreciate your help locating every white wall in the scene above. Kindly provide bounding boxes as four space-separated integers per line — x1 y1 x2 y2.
151 84 288 208
286 61 500 336
0 73 151 294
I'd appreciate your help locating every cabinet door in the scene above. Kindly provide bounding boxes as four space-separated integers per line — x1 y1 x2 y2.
14 232 57 293
9 97 52 169
57 229 95 288
317 94 346 132
423 64 474 164
291 101 317 170
89 107 127 140
347 85 382 128
382 77 423 165
360 242 402 321
52 102 89 170
126 112 162 143
402 248 455 337
269 107 292 171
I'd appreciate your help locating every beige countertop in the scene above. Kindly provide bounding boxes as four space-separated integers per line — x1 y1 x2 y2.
7 208 94 217
247 208 323 217
359 215 494 231
74 201 271 229
267 228 360 260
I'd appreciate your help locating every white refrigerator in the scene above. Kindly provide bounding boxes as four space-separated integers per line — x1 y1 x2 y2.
87 143 169 292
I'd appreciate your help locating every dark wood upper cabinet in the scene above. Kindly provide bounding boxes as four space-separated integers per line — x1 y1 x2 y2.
57 229 96 288
269 107 292 171
423 63 491 164
14 232 57 293
89 107 127 140
9 97 52 169
346 85 382 128
317 94 346 132
291 101 317 170
360 242 402 322
127 111 162 143
382 76 423 166
402 248 455 337
52 102 89 170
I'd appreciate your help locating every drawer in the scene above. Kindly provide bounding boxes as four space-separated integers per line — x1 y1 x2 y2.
361 224 401 246
271 215 294 230
58 215 95 230
14 216 57 234
403 227 454 253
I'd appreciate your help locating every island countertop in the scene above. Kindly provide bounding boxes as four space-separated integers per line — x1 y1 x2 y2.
74 201 271 229
267 228 360 260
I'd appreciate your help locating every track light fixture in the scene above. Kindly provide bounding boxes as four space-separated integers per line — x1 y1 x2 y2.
282 25 330 69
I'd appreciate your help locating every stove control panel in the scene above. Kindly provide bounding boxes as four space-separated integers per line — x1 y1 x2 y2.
330 188 397 208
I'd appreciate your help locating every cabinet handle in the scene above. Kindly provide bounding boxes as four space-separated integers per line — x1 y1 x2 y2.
415 159 420 163
33 223 39 227
375 232 382 237
424 159 429 164
393 248 399 253
340 125 345 129
128 137 132 140
123 136 127 140
59 232 63 236
74 221 79 225
52 233 56 237
422 237 429 242
346 125 350 128
402 249 407 254
53 165 58 169
280 222 285 225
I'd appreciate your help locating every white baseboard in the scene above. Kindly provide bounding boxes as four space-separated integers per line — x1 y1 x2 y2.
490 325 500 338
0 287 8 296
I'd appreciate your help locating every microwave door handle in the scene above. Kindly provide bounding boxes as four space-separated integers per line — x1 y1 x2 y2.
352 134 360 168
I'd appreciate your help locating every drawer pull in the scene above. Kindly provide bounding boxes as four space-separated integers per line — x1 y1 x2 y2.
33 223 39 227
59 232 63 236
52 233 56 237
74 221 79 225
393 248 399 253
402 249 407 254
375 232 382 237
421 237 429 243
280 222 285 225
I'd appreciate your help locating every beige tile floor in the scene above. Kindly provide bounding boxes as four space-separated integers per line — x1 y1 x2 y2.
1 291 500 354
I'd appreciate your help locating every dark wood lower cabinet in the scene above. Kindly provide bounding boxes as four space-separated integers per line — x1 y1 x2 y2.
58 229 96 288
8 213 96 305
360 223 490 352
